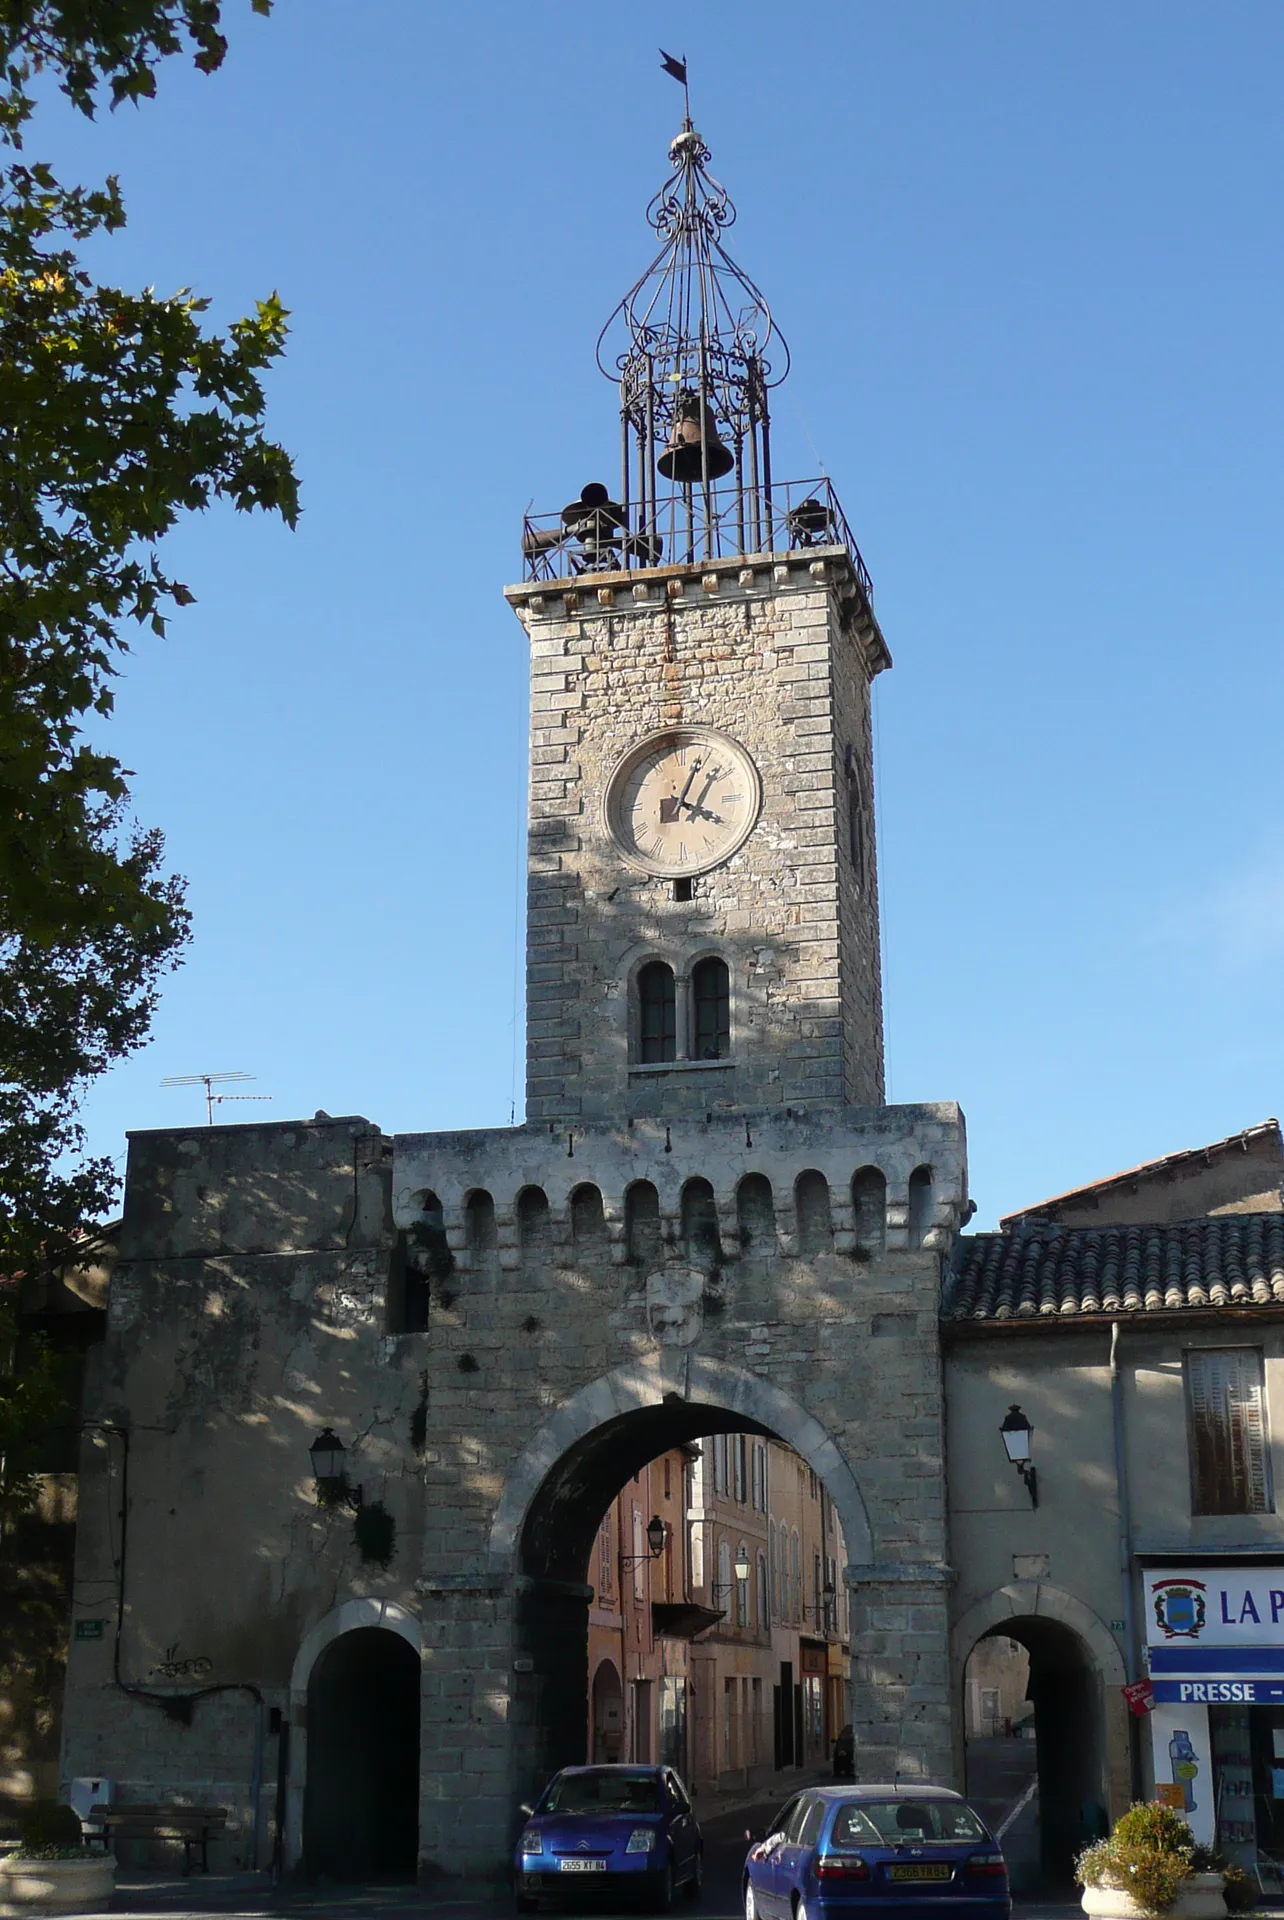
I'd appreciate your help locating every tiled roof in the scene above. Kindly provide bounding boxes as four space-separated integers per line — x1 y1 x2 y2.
1000 1119 1282 1227
943 1213 1284 1323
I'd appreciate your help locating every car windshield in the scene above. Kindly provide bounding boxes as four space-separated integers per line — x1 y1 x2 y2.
831 1800 987 1847
542 1771 661 1816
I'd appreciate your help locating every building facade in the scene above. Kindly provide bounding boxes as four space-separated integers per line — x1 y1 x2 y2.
55 112 968 1880
945 1120 1284 1883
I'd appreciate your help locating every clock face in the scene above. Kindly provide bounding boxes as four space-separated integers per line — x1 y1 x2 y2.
604 727 762 878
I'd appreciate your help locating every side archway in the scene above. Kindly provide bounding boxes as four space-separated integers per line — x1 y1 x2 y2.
285 1599 421 1873
954 1583 1129 1888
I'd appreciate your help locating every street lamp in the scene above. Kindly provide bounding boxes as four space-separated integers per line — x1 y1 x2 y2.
620 1514 668 1569
309 1427 362 1511
712 1548 752 1599
999 1404 1038 1508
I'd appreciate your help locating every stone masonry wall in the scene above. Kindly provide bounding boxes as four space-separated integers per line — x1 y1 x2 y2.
505 548 889 1124
62 1103 966 1879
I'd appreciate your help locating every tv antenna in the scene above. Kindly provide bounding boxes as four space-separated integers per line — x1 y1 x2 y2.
161 1072 272 1125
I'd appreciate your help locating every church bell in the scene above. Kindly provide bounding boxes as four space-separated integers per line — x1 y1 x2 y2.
657 390 735 484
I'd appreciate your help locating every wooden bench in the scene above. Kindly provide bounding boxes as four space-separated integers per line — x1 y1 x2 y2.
91 1805 228 1874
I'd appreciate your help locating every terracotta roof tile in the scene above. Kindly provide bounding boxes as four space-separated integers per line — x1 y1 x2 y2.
943 1213 1284 1323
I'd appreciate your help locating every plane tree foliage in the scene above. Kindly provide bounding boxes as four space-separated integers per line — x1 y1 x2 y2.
0 3 297 1316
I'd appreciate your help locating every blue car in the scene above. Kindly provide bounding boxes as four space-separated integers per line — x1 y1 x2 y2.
743 1784 1010 1920
515 1764 702 1910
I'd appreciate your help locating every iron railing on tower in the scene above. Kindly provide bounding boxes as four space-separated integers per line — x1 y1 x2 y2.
520 473 874 607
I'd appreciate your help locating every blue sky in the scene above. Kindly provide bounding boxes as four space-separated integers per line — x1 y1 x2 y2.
45 1 1284 1228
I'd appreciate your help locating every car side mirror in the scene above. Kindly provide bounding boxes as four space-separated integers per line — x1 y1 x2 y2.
745 1826 764 1842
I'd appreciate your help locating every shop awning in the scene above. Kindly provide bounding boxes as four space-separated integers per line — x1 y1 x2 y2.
652 1601 724 1640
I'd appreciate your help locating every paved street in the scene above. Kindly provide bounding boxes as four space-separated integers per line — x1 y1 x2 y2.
82 1790 1096 1920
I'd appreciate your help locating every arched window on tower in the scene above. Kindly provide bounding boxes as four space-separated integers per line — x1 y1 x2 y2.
625 1181 662 1267
908 1165 935 1250
682 1177 721 1269
691 956 730 1059
517 1186 551 1261
847 755 868 892
571 1183 607 1256
737 1173 774 1251
638 961 676 1063
795 1170 833 1255
852 1167 886 1255
465 1189 497 1254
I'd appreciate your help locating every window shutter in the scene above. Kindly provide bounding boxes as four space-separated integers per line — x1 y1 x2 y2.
1187 1349 1273 1515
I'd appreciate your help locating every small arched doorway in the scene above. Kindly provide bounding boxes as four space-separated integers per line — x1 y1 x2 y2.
963 1619 1105 1893
591 1658 624 1762
303 1627 420 1880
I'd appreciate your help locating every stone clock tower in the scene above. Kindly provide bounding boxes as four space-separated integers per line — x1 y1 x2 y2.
58 103 972 1889
507 122 891 1125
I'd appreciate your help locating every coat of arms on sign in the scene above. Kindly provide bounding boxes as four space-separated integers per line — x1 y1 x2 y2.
1152 1578 1207 1640
645 1268 704 1347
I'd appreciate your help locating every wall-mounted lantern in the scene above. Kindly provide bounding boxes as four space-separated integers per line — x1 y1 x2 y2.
712 1546 751 1600
310 1426 363 1511
620 1514 668 1571
999 1404 1038 1508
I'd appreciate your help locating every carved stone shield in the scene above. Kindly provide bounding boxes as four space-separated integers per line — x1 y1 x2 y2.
645 1267 704 1347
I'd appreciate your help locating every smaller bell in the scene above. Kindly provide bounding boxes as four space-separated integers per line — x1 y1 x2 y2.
658 391 735 484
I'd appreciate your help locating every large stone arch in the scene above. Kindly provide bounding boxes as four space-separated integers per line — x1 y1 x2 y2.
952 1581 1126 1686
486 1351 874 1576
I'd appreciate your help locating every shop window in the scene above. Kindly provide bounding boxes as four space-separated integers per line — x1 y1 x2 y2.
638 961 676 1063
1186 1348 1273 1515
691 956 730 1059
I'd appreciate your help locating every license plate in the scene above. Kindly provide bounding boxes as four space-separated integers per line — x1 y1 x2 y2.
559 1859 607 1873
888 1864 953 1882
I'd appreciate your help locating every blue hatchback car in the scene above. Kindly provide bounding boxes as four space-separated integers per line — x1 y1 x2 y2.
515 1764 702 1909
743 1784 1010 1920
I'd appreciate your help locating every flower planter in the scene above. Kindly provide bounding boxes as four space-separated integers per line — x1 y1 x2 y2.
0 1853 117 1915
1081 1871 1228 1920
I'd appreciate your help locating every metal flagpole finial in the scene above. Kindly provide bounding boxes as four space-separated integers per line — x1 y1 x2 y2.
658 47 689 124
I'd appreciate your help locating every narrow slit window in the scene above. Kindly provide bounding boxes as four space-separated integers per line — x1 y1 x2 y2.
1186 1348 1273 1515
638 962 676 1063
692 957 730 1059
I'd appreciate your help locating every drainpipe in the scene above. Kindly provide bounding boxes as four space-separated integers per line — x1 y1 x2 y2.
1110 1321 1143 1799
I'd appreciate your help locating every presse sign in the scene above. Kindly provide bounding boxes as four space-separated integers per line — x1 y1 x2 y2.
1143 1566 1284 1704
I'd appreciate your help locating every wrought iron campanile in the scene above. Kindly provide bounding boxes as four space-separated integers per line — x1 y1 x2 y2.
598 115 786 568
522 110 874 605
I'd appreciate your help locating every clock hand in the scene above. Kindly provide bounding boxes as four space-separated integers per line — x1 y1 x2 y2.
683 765 722 816
676 759 703 810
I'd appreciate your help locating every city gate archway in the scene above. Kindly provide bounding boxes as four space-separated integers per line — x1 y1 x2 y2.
488 1358 875 1810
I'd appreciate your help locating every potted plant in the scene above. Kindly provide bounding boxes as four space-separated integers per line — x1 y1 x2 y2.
0 1802 116 1915
1077 1804 1234 1920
